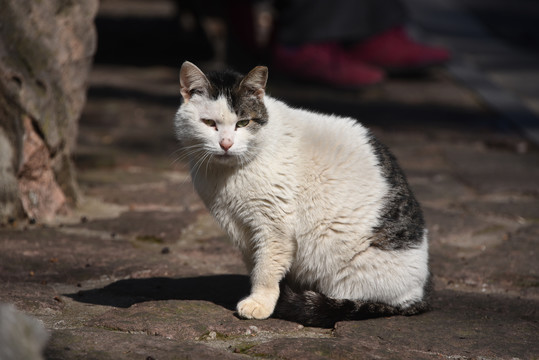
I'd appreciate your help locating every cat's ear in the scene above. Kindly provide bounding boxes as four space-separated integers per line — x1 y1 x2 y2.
179 61 210 102
239 66 268 100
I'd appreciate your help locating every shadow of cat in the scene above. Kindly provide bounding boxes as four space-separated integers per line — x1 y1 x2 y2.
65 274 250 311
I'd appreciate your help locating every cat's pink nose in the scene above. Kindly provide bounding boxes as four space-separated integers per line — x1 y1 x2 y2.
220 139 233 151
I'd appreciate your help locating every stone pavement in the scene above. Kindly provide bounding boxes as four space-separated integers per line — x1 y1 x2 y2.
2 2 539 360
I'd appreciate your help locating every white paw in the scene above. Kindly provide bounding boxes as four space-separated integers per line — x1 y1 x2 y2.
237 296 274 320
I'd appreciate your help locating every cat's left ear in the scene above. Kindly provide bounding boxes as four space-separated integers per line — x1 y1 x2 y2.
239 66 268 101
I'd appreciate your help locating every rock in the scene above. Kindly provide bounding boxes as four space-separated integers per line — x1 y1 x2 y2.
0 304 49 360
17 116 66 221
0 0 98 222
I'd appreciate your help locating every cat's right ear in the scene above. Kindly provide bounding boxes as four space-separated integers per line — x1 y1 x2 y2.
179 61 210 102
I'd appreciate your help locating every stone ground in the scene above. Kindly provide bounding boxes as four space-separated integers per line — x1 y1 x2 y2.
1 1 539 359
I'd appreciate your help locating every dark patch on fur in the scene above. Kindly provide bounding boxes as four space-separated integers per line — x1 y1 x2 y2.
273 275 433 328
205 69 242 100
205 69 269 127
367 133 425 250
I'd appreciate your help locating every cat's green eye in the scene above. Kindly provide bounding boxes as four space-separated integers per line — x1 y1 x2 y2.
236 119 251 129
202 119 217 128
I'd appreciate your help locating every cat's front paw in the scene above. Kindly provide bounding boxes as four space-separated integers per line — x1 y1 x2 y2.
237 296 275 320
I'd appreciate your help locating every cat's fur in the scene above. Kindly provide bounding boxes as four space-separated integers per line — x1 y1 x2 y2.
174 61 431 327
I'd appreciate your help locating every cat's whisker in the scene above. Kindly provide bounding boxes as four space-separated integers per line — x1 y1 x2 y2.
191 150 213 184
205 153 216 177
169 144 203 158
169 147 187 157
170 145 206 166
189 155 204 183
239 153 249 169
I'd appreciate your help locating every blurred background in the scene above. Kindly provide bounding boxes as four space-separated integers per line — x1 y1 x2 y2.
80 0 539 169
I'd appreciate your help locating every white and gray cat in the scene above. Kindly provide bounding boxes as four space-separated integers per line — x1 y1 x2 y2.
174 61 431 327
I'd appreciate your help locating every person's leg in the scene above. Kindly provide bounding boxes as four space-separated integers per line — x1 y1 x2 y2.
276 0 406 45
273 0 449 86
274 0 406 88
348 26 450 72
273 42 384 88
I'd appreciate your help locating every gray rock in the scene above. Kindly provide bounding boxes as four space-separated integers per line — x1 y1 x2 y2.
0 304 49 360
0 0 98 222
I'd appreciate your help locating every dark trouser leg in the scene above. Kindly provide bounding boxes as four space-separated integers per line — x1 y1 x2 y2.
276 0 407 45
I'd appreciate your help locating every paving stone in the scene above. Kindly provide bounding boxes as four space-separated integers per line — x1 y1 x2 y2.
0 282 63 317
245 291 539 359
77 210 197 244
424 206 511 251
45 328 242 360
332 290 538 359
442 144 539 195
88 299 304 341
409 173 476 206
67 275 251 312
459 195 539 222
245 337 396 360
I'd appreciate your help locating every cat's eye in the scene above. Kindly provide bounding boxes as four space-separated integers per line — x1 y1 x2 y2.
201 119 217 128
236 119 251 129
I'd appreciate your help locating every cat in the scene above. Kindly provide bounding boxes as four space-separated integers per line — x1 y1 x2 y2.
174 61 431 327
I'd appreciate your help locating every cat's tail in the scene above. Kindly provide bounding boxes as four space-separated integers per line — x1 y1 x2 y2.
272 284 431 328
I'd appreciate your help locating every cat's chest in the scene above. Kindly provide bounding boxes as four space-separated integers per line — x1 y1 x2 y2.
208 169 275 214
193 169 255 221
196 165 296 231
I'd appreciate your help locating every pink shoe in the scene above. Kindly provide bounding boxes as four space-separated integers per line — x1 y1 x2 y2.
348 26 450 72
273 43 384 89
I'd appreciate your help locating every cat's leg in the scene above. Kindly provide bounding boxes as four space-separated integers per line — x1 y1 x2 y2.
237 236 295 320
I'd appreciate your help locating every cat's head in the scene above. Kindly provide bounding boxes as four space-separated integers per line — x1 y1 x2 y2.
175 61 269 167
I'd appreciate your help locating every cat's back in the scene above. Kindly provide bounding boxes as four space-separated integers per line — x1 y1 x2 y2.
264 97 388 238
265 97 382 181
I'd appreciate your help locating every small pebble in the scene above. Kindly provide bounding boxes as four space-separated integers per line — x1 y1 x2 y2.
249 325 259 333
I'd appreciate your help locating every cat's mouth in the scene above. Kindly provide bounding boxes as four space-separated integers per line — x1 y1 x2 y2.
215 152 232 158
213 152 236 163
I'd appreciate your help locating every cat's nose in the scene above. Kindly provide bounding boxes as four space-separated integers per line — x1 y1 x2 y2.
220 139 233 151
